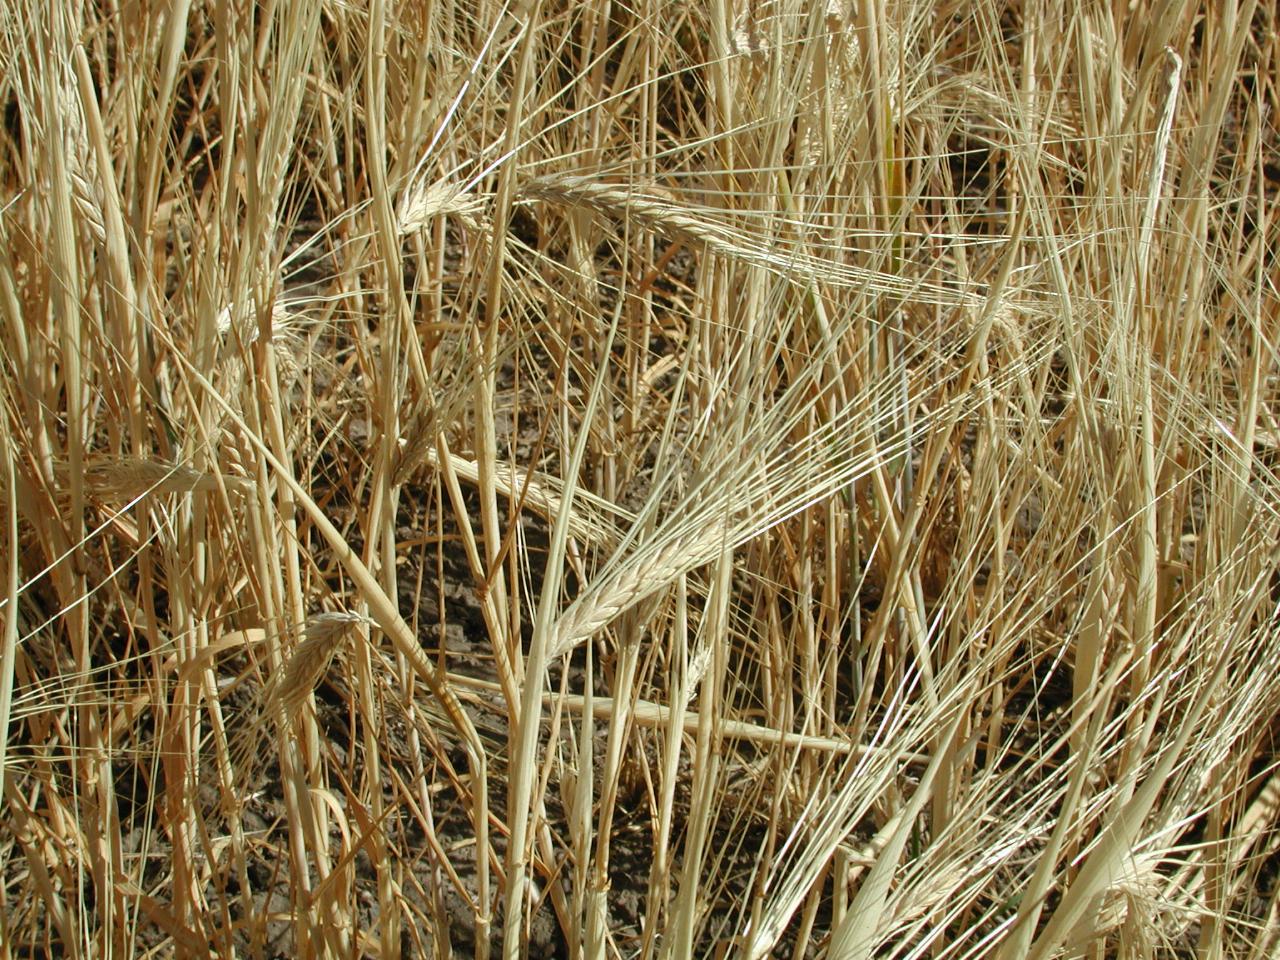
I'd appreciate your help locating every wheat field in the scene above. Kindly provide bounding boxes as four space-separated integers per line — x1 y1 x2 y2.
1 1 1278 957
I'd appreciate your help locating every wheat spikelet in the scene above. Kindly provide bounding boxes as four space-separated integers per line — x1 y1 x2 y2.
53 58 106 245
81 457 252 500
213 297 340 417
225 611 371 786
267 611 371 722
215 298 295 346
1062 853 1165 955
548 519 730 658
422 447 628 549
520 175 749 262
519 174 980 305
398 177 487 234
68 167 104 244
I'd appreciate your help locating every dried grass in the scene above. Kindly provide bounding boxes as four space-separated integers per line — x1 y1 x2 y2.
2 1 1278 958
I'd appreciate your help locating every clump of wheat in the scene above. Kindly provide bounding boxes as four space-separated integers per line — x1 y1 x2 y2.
4 2 1277 958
